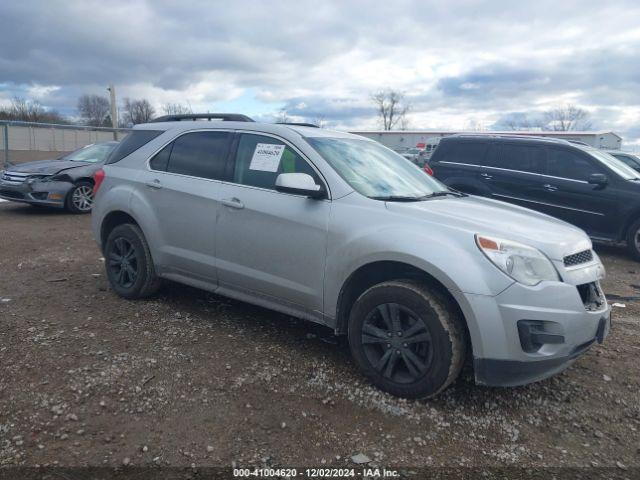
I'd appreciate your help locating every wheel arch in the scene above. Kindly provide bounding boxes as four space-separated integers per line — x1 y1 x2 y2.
73 176 95 185
621 208 640 241
334 261 471 352
100 210 141 249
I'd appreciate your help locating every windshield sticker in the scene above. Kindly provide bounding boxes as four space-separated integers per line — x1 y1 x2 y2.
249 143 285 172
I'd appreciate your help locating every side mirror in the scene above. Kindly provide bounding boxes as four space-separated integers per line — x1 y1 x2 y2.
275 173 325 198
588 173 608 187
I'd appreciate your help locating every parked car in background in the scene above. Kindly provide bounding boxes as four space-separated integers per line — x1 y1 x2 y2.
401 147 423 163
0 141 118 213
91 114 610 399
606 150 640 173
429 134 640 259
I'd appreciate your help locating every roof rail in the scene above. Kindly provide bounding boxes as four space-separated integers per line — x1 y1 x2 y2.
450 133 571 145
276 122 319 128
567 140 590 146
150 113 255 123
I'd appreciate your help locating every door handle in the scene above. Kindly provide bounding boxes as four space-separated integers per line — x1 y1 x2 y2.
480 173 493 180
221 197 244 209
543 184 558 192
145 179 162 189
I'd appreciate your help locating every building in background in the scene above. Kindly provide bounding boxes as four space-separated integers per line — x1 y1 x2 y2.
350 130 623 151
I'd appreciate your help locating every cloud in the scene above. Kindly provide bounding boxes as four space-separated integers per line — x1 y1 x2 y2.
1 0 640 147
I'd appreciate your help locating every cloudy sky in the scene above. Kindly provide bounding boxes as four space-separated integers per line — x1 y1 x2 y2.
2 0 640 147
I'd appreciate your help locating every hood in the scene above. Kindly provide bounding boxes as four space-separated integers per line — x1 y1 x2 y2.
385 195 591 261
7 159 89 175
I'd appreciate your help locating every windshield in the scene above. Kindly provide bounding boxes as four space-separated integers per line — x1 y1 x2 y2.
307 137 448 199
588 150 640 180
611 153 640 169
64 143 116 163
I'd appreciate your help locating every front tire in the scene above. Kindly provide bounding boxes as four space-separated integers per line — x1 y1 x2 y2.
348 280 466 399
66 181 94 213
627 219 640 261
104 224 161 299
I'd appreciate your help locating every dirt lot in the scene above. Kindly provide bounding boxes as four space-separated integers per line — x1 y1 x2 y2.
0 202 639 474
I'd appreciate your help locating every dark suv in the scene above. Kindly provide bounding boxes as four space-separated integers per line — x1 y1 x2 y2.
429 134 640 259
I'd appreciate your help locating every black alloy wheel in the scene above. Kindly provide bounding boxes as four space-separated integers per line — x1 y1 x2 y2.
361 303 433 383
108 237 138 289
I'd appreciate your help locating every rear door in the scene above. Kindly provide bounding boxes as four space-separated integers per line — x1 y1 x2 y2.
431 140 489 193
136 130 232 283
215 132 330 316
486 142 549 209
541 147 618 238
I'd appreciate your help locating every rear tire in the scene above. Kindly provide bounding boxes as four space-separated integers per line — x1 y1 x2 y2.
66 181 94 214
348 280 466 399
626 219 640 261
104 224 161 299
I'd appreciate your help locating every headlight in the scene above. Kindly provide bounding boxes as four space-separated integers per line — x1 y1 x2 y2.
27 174 53 183
475 235 560 286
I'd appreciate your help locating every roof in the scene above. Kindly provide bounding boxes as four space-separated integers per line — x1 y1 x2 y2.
351 130 622 139
134 120 363 140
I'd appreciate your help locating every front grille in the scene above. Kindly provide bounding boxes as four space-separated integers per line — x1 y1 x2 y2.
563 249 593 267
1 171 29 185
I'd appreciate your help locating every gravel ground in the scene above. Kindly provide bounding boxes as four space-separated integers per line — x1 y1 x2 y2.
0 202 638 473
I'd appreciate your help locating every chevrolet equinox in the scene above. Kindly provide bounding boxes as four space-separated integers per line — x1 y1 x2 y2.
91 114 611 398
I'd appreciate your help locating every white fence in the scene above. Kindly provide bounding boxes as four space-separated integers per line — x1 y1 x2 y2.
1 121 131 167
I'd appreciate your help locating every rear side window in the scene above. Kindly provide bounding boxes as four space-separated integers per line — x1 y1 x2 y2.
441 142 488 166
165 131 232 180
497 144 546 173
547 148 601 181
232 134 318 190
105 130 163 164
149 143 173 171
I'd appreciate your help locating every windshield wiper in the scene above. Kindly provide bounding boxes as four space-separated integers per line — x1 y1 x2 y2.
418 190 466 199
370 195 424 202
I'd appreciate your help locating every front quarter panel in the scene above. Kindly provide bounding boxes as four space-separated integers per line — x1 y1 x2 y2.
323 194 514 325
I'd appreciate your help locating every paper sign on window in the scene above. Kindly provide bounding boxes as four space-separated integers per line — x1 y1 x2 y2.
249 143 285 172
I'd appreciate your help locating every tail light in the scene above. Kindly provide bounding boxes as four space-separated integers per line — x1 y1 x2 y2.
93 168 105 195
423 164 434 176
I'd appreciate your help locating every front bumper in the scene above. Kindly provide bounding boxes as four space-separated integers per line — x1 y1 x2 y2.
0 177 72 207
461 261 611 387
475 313 610 386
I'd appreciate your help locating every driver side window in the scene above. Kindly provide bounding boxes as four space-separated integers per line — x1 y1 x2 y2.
232 134 318 190
547 148 602 181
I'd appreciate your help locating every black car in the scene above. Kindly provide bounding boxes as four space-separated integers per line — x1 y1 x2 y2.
428 134 640 260
607 150 640 173
0 141 118 213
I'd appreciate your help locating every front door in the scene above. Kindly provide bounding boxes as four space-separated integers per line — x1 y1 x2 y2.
540 147 619 238
215 133 330 315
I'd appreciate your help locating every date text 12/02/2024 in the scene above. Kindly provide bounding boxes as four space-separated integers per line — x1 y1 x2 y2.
233 467 400 478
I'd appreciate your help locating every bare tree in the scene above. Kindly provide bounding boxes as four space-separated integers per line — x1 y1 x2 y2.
275 108 289 123
544 104 592 131
370 89 411 130
502 115 544 131
77 94 110 126
162 102 192 116
0 97 68 123
311 115 326 128
122 98 155 125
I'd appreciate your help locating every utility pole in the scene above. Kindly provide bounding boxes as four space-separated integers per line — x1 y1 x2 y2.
107 85 118 140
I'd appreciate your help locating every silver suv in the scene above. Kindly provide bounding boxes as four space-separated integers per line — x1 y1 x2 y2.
91 114 611 398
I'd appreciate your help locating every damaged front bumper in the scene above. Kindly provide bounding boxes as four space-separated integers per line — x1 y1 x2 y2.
0 174 73 207
463 254 611 387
